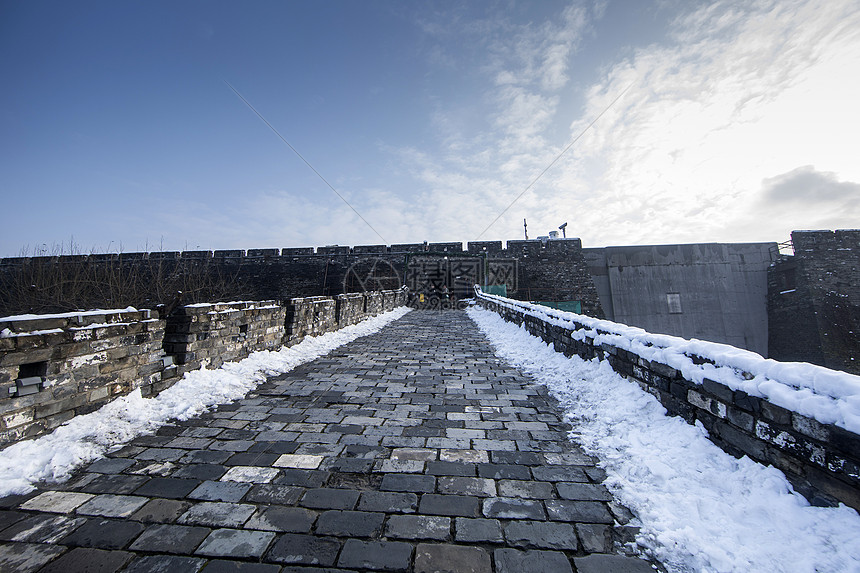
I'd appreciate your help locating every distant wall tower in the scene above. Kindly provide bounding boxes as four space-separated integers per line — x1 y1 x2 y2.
768 230 860 374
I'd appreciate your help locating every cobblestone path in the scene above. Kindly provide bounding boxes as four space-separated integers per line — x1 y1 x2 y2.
0 310 655 573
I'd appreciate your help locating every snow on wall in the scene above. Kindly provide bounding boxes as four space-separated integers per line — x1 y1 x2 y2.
476 288 860 510
476 289 860 433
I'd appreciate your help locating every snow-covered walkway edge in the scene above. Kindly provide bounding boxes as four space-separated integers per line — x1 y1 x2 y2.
0 307 411 498
468 306 860 573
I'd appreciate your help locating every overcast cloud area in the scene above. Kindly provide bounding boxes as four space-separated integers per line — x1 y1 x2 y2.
1 0 858 256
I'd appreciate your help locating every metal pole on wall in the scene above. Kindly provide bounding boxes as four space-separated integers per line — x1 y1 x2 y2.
524 219 528 240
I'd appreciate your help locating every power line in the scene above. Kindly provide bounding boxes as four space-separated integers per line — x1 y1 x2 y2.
475 82 634 240
223 79 386 244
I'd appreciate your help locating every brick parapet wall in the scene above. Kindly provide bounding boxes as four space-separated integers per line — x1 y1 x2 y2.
476 291 860 511
0 309 168 446
335 293 366 327
285 296 337 345
163 301 286 373
0 288 407 450
365 292 384 316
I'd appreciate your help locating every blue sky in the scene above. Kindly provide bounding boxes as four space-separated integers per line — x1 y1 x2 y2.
1 0 858 256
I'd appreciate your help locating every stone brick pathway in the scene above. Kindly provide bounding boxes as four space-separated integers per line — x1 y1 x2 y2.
0 310 656 573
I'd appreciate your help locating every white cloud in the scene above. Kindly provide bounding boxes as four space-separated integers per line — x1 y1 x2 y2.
561 0 860 246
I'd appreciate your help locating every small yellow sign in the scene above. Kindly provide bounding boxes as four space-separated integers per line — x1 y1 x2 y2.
419 294 425 302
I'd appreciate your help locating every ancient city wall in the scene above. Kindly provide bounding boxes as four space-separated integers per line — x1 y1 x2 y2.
0 309 167 445
0 239 602 318
769 230 859 374
476 289 860 512
0 287 407 449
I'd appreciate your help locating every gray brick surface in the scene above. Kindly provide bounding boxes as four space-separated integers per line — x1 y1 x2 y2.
38 547 133 573
337 539 413 571
455 517 504 543
265 533 340 566
315 510 384 537
574 554 656 573
60 517 145 549
385 514 451 540
419 494 481 517
414 543 491 573
494 548 573 573
124 554 206 573
3 310 652 572
129 523 210 554
504 520 578 550
0 541 67 572
195 528 275 558
245 506 317 532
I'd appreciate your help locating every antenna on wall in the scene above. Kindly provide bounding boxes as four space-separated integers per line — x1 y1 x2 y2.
524 219 528 240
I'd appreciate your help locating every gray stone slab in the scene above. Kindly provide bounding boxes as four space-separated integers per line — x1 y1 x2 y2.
124 554 207 573
37 547 133 573
300 488 360 510
455 517 504 543
530 466 588 482
504 520 578 550
315 510 384 537
266 533 341 566
477 463 531 480
419 494 481 517
76 494 149 518
202 560 281 573
59 517 145 549
0 514 85 544
275 469 330 488
437 476 496 497
87 457 136 474
385 514 451 540
576 523 612 553
483 497 546 520
172 464 228 481
195 528 276 558
0 541 67 572
80 474 149 494
130 499 192 523
497 480 553 499
129 523 210 554
380 473 436 493
494 548 572 573
557 482 614 501
0 510 26 532
134 477 201 499
245 506 317 532
544 500 614 523
189 480 252 502
245 484 305 505
357 491 418 513
573 554 656 573
414 543 491 573
177 502 256 528
19 491 93 513
337 539 413 571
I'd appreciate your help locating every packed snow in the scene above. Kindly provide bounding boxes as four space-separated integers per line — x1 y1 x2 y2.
0 307 141 322
477 291 860 434
0 307 411 498
468 306 860 573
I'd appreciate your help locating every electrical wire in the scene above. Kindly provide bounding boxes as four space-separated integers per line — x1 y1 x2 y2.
475 82 634 240
224 79 387 244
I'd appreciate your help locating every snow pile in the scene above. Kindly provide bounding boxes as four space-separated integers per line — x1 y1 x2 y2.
468 306 860 573
0 307 140 322
477 291 860 433
0 307 411 498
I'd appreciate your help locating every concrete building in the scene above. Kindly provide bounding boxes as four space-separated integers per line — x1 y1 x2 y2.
584 242 777 356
